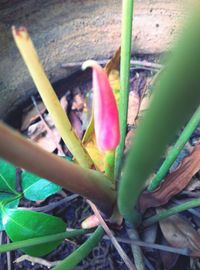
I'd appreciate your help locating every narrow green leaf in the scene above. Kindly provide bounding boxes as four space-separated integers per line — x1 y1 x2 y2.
0 159 17 194
22 171 61 201
0 193 19 231
3 209 66 256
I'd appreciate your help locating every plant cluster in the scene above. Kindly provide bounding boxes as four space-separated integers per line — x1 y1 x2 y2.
0 1 200 269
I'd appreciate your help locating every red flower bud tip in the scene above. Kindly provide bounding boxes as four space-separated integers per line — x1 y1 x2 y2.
82 60 120 152
81 215 100 229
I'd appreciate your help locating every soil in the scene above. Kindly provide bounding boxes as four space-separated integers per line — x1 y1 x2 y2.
2 55 200 270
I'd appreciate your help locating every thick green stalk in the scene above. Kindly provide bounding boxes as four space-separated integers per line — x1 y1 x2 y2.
143 198 200 227
0 230 87 253
115 0 134 178
118 6 200 225
0 122 116 216
53 227 104 270
148 105 200 191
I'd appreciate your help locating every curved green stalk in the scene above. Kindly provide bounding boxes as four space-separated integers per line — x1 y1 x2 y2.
148 105 200 191
115 0 134 178
0 229 87 253
118 6 200 225
143 198 200 227
0 122 116 216
53 226 104 270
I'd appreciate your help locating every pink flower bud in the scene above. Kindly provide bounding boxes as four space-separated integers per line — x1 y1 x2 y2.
82 60 120 152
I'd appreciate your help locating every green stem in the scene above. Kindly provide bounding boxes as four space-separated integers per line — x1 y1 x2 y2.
115 0 134 178
118 7 200 225
104 150 115 181
0 229 87 253
148 105 200 191
53 226 104 270
143 198 200 227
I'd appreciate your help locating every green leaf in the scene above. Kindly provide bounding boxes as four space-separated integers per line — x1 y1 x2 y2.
0 193 19 231
3 209 66 256
22 171 61 201
0 159 17 194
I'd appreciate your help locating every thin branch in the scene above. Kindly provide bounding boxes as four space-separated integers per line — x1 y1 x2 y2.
87 200 136 270
14 255 60 269
61 60 162 71
101 235 190 256
127 226 145 270
6 237 11 270
18 194 78 212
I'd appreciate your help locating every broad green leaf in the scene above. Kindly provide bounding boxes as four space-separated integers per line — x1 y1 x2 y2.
0 159 17 194
0 193 19 231
3 209 66 256
22 171 61 201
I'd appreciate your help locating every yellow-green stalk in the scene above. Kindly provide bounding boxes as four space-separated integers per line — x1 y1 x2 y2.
12 26 93 169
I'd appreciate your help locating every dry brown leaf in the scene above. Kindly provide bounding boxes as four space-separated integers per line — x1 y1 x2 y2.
159 211 200 257
27 115 61 153
127 91 140 126
69 111 83 139
190 258 200 270
185 177 200 192
138 95 151 114
139 145 200 213
71 94 85 111
160 237 179 270
125 129 135 153
104 47 120 75
60 95 68 111
21 101 46 131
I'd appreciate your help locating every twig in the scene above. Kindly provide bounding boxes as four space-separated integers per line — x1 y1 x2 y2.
101 235 190 256
127 226 145 270
31 96 65 156
87 200 136 270
6 237 11 270
18 194 78 212
61 60 162 71
14 255 60 269
143 257 155 270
